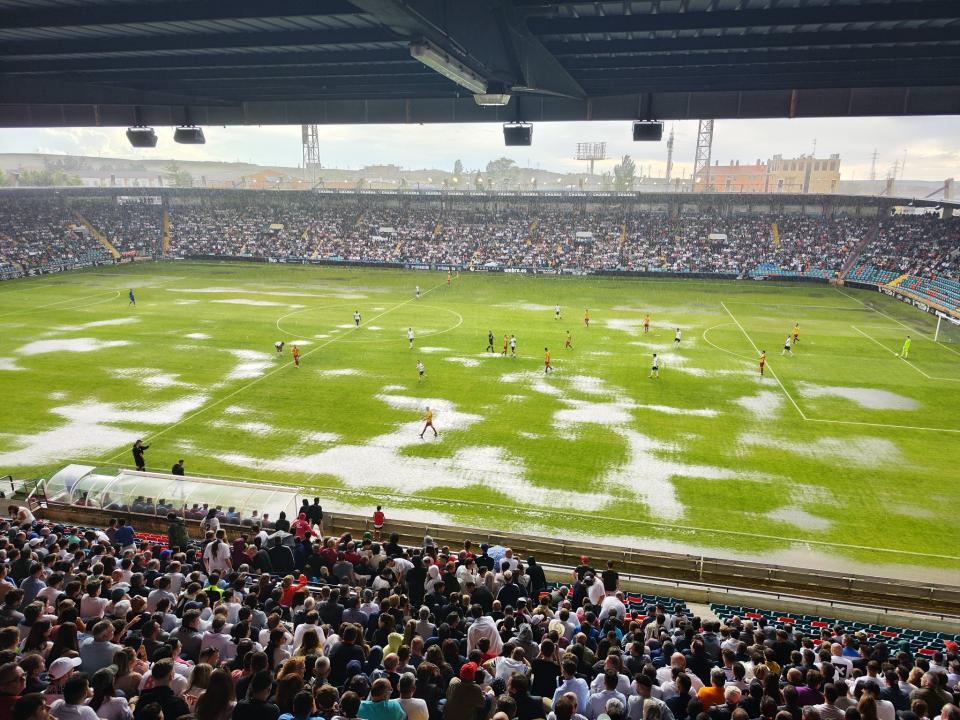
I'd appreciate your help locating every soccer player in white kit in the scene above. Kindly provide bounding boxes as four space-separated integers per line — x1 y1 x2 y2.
782 335 793 355
509 334 517 358
274 341 284 354
353 310 361 327
674 328 682 346
555 304 561 319
650 353 660 379
416 286 421 299
407 327 415 349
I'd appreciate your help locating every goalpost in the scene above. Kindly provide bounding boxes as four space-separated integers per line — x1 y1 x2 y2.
934 310 960 344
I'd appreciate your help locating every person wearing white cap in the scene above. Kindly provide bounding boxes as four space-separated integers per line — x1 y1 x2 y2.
43 657 82 705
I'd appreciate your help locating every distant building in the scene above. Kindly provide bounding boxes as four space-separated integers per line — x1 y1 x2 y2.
768 154 840 194
693 154 841 194
694 159 769 193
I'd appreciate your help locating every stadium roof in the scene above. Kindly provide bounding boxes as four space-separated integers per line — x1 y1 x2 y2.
0 0 958 128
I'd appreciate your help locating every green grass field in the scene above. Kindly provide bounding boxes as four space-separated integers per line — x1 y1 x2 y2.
1 262 958 581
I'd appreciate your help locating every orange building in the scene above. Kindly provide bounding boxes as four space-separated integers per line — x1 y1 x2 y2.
693 160 769 193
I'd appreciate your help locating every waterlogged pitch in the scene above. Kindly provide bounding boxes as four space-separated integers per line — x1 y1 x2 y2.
1 262 958 580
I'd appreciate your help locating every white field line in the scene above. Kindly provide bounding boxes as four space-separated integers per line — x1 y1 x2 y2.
701 322 757 362
56 455 960 562
276 303 464 343
99 280 448 463
934 338 960 359
835 287 926 336
0 290 120 318
721 302 808 420
851 325 960 383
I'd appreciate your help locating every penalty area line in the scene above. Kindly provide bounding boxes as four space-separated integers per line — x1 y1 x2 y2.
852 325 960 382
721 301 807 420
99 280 447 464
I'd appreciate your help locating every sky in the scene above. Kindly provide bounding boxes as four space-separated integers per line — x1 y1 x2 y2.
0 115 957 181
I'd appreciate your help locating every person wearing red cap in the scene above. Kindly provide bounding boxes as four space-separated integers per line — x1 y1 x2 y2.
443 662 490 720
573 557 593 582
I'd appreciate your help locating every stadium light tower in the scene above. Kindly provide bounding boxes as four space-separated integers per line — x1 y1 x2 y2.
576 142 606 175
302 125 321 186
665 126 675 183
693 119 715 192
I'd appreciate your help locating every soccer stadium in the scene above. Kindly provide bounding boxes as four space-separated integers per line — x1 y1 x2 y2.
0 2 958 720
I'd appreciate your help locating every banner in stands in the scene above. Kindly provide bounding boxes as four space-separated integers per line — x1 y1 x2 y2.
879 285 959 319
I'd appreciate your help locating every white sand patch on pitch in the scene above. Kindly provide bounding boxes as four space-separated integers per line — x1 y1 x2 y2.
445 357 480 367
175 299 199 305
0 357 21 371
302 431 340 443
53 317 139 332
216 393 609 512
382 384 405 392
635 404 718 417
212 420 274 436
212 299 302 308
48 391 67 400
735 391 783 419
504 394 526 402
314 334 330 339
224 405 248 415
589 350 613 356
497 302 555 312
0 395 207 467
605 318 645 334
336 324 354 329
288 340 312 346
518 431 541 439
366 326 383 331
554 398 634 426
224 349 273 380
797 383 919 410
418 346 451 354
500 371 563 396
16 338 130 356
739 432 901 467
185 333 210 340
372 306 385 310
114 368 191 390
170 287 367 300
765 507 832 531
319 368 359 377
604 429 743 521
568 375 613 396
672 366 709 377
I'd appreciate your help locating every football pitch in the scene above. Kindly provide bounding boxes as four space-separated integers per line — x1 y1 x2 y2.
1 262 958 581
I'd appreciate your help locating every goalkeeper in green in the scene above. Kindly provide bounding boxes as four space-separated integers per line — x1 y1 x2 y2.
900 335 911 358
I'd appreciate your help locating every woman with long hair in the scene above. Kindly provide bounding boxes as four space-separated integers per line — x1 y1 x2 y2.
183 663 213 710
274 674 304 714
111 647 143 699
20 620 52 658
203 536 232 575
89 669 131 720
47 622 79 663
194 668 236 720
293 629 321 658
201 508 220 535
266 627 291 670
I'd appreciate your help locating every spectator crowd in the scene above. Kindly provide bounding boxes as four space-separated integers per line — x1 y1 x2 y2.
0 193 957 285
0 503 957 720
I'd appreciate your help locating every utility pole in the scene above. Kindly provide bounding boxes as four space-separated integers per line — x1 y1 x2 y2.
665 125 675 183
869 149 878 182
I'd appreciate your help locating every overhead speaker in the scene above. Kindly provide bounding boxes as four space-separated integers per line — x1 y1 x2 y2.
174 126 205 144
126 126 158 148
503 122 532 147
633 121 664 142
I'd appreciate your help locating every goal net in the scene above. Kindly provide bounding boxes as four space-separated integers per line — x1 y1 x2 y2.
934 311 960 345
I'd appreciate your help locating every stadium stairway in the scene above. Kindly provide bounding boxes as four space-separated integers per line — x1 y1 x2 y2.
839 223 879 278
886 272 910 288
711 603 960 657
74 211 120 259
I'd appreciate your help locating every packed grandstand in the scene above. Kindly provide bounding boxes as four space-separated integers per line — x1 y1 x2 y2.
0 192 957 314
0 505 956 720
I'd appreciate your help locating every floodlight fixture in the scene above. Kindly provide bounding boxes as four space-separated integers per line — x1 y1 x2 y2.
633 121 664 142
126 126 158 148
174 125 206 144
410 39 486 95
503 122 532 146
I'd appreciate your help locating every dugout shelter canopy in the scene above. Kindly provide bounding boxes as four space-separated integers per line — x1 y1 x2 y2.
0 0 958 128
45 464 301 524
